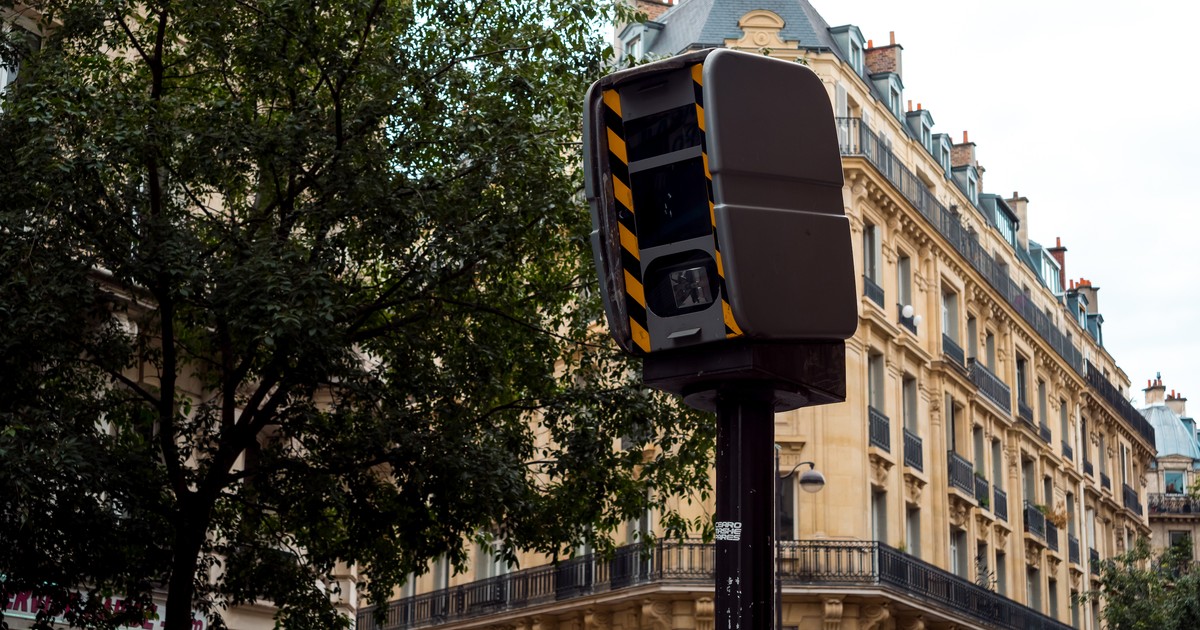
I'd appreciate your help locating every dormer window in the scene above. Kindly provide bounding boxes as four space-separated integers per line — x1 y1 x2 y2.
850 41 863 75
889 87 902 118
921 123 932 152
830 25 867 76
627 35 642 60
967 172 978 204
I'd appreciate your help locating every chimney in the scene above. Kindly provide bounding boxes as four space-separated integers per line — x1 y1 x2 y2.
1006 191 1030 251
1167 388 1188 417
864 33 902 77
1076 278 1100 314
634 0 673 20
1048 237 1067 293
950 131 979 188
1145 374 1167 406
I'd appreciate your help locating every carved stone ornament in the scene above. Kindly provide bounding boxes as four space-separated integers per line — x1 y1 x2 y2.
948 495 972 529
641 599 671 630
975 512 994 538
897 615 926 630
584 608 611 630
1047 555 1062 575
870 453 894 488
993 524 1010 549
861 603 893 630
1025 540 1042 567
694 598 714 630
822 596 844 630
904 472 925 505
1069 568 1083 590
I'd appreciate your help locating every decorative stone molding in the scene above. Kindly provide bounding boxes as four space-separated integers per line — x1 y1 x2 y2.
870 452 894 489
724 10 798 53
584 608 611 630
1069 567 1083 590
975 512 994 537
993 524 1010 549
1047 554 1062 575
904 472 925 506
640 599 671 630
1025 539 1042 567
694 598 714 630
822 596 844 630
948 495 972 529
861 603 893 630
897 615 926 630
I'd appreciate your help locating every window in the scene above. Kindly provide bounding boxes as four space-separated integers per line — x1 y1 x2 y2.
941 289 959 341
627 507 652 543
1060 399 1070 449
967 315 978 360
889 86 902 118
906 507 921 557
624 35 642 60
992 439 1004 490
973 426 986 475
1022 458 1036 503
1066 492 1076 537
1169 531 1191 548
1043 476 1054 508
985 331 996 370
868 351 885 412
902 375 918 432
1016 355 1029 405
1037 379 1048 426
897 253 912 309
863 223 880 283
1165 471 1186 494
849 41 863 75
433 555 451 590
476 540 508 579
994 208 1016 247
1081 417 1090 464
1120 444 1129 487
945 394 959 452
995 551 1007 595
950 528 969 578
1027 566 1042 611
1071 590 1080 628
976 541 989 586
872 490 888 543
778 475 795 540
1048 578 1059 619
967 171 978 205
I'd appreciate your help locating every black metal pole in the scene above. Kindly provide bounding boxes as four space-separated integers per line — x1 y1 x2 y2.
715 384 775 630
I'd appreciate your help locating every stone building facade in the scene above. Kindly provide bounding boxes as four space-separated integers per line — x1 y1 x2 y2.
1140 377 1200 561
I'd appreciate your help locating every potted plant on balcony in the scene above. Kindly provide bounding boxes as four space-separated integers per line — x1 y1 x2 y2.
1047 504 1068 529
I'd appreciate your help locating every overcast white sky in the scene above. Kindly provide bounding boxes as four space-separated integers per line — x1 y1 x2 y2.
811 0 1199 408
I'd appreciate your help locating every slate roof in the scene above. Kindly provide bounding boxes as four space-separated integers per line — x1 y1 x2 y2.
1141 404 1200 460
646 0 843 57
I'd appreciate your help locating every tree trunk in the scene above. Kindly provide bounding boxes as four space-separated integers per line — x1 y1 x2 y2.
162 507 207 630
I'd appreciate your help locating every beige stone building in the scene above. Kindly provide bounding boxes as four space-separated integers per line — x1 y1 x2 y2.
1140 377 1200 561
360 1 1159 629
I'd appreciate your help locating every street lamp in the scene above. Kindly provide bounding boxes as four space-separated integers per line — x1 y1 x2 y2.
774 445 825 630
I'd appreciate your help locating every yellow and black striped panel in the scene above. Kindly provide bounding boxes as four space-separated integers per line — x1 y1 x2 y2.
691 64 744 339
602 89 651 353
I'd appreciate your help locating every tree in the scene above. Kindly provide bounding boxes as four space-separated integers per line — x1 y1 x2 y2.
0 1 713 628
1080 537 1200 630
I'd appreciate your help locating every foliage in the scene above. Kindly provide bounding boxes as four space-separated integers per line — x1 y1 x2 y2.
0 1 714 628
1079 537 1200 630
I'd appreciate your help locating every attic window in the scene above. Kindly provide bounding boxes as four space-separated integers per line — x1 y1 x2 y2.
850 40 863 74
967 171 978 205
889 87 902 118
921 122 932 153
626 35 643 60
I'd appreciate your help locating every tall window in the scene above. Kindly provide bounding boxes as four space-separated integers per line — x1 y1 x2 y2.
992 439 1004 490
778 476 795 540
868 351 885 410
849 41 863 74
1048 578 1059 619
863 223 880 283
872 490 888 543
897 253 912 309
950 528 969 578
905 507 921 557
942 289 960 342
902 375 918 432
1038 379 1048 426
985 331 997 370
1022 458 1036 503
1016 355 1029 405
1043 476 1054 508
1081 417 1090 464
1165 471 1186 494
995 550 1007 595
945 394 959 453
1120 444 1129 486
1066 492 1077 537
1060 399 1070 448
967 315 978 360
1027 567 1042 611
973 426 986 475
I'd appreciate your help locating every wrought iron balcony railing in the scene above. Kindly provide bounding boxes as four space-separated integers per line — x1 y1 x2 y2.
863 275 885 308
1017 401 1034 427
1039 423 1052 444
975 475 990 507
1123 484 1143 516
1083 460 1094 477
903 428 923 471
1148 492 1200 514
948 451 974 495
1061 441 1073 462
994 487 1009 522
1068 534 1080 565
968 358 1012 413
868 406 891 452
1101 473 1111 491
1046 521 1059 553
835 117 1085 377
1089 548 1100 575
359 538 1072 630
1084 361 1156 446
942 334 965 368
1024 501 1046 540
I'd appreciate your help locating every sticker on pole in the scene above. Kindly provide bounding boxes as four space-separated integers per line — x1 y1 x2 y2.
714 521 742 541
